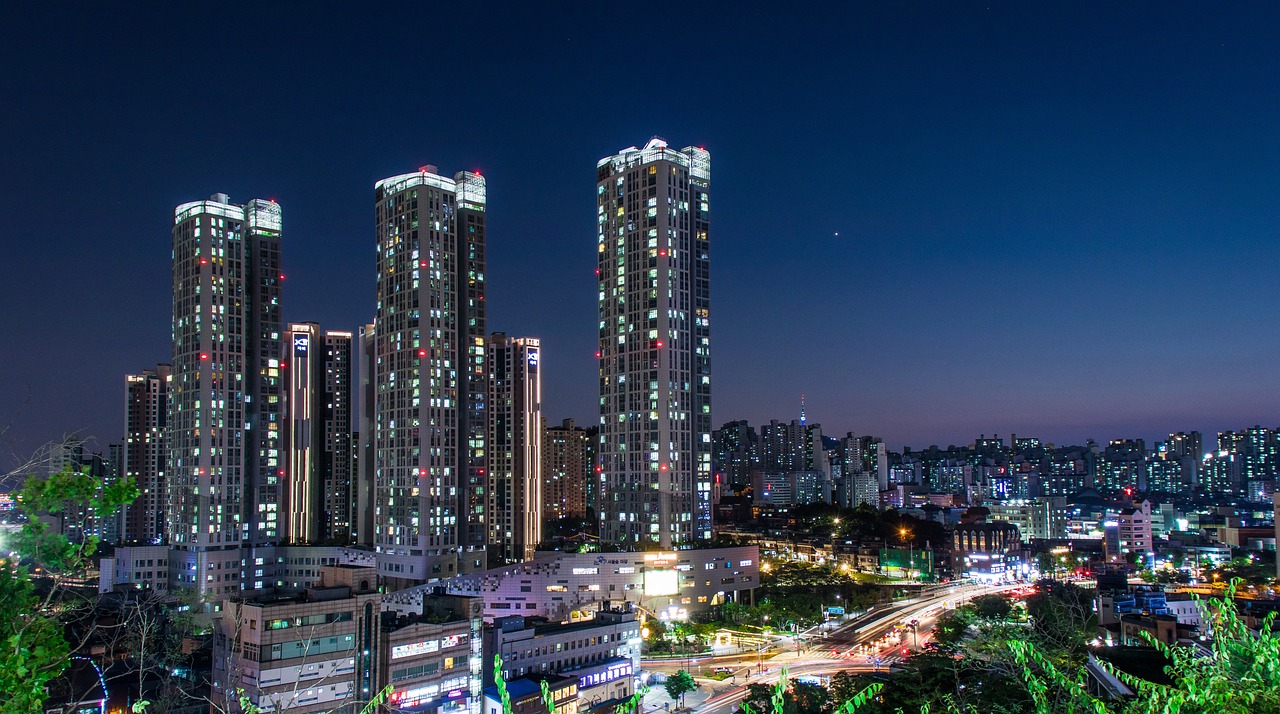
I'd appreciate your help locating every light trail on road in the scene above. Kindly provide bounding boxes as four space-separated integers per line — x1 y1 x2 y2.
639 582 1026 714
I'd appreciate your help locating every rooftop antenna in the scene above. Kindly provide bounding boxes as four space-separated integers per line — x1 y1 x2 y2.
800 393 806 426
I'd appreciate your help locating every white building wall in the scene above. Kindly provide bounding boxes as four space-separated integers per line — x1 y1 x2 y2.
385 546 759 623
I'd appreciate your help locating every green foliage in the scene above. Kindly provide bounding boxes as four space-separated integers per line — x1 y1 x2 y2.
494 654 514 714
540 678 557 714
1025 581 1096 656
741 669 882 714
615 685 650 714
932 608 975 650
971 594 1013 620
664 669 698 704
0 564 72 714
363 684 395 713
0 465 136 714
1112 581 1280 713
721 569 883 631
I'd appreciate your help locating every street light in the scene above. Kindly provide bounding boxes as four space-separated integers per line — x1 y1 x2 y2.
899 528 914 582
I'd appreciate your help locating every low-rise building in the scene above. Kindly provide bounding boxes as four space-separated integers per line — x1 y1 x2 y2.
484 675 578 714
387 547 759 624
380 594 484 714
485 607 639 692
101 544 376 596
1119 613 1194 647
211 565 381 714
99 544 170 594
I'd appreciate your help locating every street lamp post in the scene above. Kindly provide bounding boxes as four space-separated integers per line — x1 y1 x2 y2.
900 528 914 582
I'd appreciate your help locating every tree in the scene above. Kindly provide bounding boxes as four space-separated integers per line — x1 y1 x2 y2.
741 670 881 714
645 619 670 653
972 594 1013 620
664 669 697 708
789 681 829 714
1 464 137 714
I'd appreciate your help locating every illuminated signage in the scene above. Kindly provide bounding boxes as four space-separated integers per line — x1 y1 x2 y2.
528 351 539 367
293 335 310 355
391 639 439 659
643 552 677 567
579 661 633 689
644 569 679 596
392 683 440 706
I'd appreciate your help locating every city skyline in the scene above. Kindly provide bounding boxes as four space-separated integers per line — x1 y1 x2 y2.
6 4 1280 463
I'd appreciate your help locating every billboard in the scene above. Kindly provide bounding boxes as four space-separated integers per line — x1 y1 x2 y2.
643 569 679 596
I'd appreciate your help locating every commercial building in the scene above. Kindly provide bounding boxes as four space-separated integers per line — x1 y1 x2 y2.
385 546 759 624
283 323 354 544
211 565 381 713
169 194 284 597
380 595 484 714
487 334 543 564
484 675 578 714
596 138 712 547
985 498 1067 541
543 419 593 522
122 365 171 544
373 167 488 587
952 522 1022 580
484 607 639 688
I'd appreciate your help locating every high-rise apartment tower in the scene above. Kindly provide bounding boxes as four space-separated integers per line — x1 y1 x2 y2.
486 333 542 563
122 364 171 544
283 323 353 543
373 167 487 586
169 194 283 596
543 418 592 522
596 138 712 547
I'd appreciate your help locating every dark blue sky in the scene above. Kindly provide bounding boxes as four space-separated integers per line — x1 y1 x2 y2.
3 2 1279 463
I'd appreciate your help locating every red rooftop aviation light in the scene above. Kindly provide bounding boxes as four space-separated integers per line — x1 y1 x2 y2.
199 353 209 361
418 349 427 358
655 340 664 348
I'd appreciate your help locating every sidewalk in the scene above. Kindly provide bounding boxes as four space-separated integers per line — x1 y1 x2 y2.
641 675 739 714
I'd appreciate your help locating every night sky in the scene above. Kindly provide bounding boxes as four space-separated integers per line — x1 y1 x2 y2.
3 3 1280 465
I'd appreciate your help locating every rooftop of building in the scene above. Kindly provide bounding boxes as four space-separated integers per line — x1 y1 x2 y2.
484 674 575 701
495 609 636 637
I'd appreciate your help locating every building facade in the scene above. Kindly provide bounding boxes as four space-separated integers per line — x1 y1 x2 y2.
211 565 381 714
169 194 283 597
596 138 712 547
373 167 488 587
484 607 638 713
487 333 543 564
380 595 484 714
543 419 592 523
283 323 354 543
385 546 759 624
122 364 171 544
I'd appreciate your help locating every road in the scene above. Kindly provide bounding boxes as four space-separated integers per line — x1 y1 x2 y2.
639 582 1022 714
